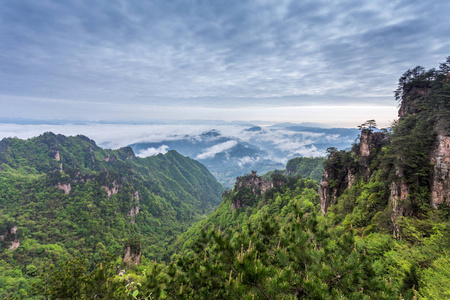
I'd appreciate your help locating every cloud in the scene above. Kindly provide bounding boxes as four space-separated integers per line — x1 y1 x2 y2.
237 156 262 167
196 140 238 160
137 145 169 157
292 145 325 158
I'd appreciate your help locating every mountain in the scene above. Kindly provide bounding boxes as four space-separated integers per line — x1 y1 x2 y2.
0 132 223 298
129 129 285 188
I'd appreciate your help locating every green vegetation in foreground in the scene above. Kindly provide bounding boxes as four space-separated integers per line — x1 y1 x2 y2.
32 173 448 299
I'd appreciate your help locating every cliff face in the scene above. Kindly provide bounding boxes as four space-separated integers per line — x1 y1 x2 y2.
0 225 20 251
319 168 334 215
319 129 386 214
390 180 411 238
358 130 386 179
430 134 450 208
398 85 428 118
236 171 273 195
231 171 277 212
122 242 142 266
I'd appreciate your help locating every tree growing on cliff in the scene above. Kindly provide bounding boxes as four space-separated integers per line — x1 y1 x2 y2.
357 120 377 131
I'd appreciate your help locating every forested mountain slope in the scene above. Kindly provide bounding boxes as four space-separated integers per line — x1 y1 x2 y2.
0 133 223 297
40 171 398 299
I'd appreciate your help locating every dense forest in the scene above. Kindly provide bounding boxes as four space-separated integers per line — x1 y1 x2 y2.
1 57 450 299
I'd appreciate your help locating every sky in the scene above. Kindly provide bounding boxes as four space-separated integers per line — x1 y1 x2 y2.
1 0 450 128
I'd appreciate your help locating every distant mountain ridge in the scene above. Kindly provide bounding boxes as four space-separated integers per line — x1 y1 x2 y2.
129 125 359 187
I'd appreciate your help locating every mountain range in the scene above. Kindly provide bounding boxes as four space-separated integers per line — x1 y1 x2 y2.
129 124 360 187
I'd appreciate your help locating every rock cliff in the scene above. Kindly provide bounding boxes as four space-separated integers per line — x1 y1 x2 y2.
236 171 273 195
0 225 20 251
231 171 278 212
122 240 142 266
319 168 334 215
430 134 450 208
319 129 386 214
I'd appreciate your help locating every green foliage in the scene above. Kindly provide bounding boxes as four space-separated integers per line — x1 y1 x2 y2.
264 156 325 182
419 254 450 299
34 254 127 299
21 163 449 299
39 198 398 299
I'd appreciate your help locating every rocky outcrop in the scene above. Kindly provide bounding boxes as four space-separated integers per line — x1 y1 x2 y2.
9 239 20 251
104 155 117 162
132 190 139 202
231 199 247 212
319 169 335 215
122 242 142 266
54 150 60 161
128 191 140 224
236 171 273 195
389 181 411 239
359 130 386 179
320 129 386 215
347 170 355 189
359 130 372 157
430 134 450 208
50 148 61 161
56 182 71 194
128 206 140 218
1 225 20 251
398 85 428 118
102 180 119 197
231 171 280 212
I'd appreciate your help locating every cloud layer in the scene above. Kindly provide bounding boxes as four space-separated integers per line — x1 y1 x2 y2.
196 141 239 160
0 122 358 162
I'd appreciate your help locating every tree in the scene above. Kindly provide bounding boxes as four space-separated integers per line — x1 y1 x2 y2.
366 119 377 130
358 120 377 131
